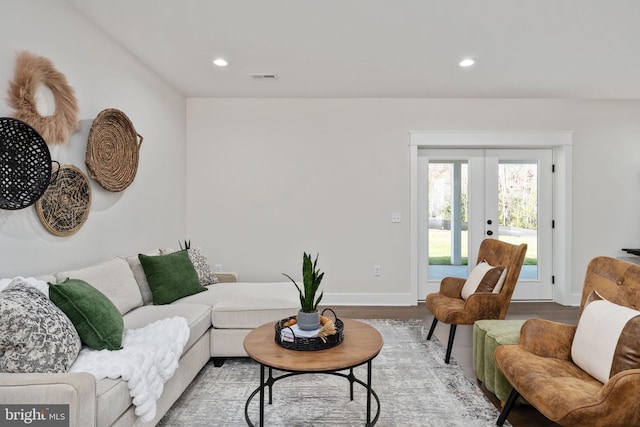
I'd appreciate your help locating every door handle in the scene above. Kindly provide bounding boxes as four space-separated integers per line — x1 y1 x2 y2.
486 230 493 236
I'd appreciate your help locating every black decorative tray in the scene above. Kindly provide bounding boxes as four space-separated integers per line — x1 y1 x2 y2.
274 308 344 351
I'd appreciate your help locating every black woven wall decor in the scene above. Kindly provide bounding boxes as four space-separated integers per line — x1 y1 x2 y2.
0 117 55 210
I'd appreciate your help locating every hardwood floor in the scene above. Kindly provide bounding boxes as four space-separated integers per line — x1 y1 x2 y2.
320 302 580 427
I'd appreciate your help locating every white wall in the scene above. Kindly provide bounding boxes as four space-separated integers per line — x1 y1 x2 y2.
187 98 640 305
3 1 638 305
0 0 187 276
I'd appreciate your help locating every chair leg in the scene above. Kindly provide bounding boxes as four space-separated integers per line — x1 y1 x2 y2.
427 318 438 340
496 388 520 426
444 324 457 364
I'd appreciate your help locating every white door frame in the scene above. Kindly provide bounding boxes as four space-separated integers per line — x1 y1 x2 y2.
409 131 576 305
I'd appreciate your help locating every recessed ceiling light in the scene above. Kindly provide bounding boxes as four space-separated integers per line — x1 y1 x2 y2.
213 58 228 67
459 58 476 67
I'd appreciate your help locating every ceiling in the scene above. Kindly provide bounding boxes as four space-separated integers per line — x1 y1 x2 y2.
64 0 640 99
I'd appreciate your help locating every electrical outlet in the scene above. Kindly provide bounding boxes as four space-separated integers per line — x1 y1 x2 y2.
373 265 381 276
391 212 402 223
214 264 222 273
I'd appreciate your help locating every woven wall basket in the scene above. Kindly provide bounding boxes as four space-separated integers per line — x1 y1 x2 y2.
35 164 91 237
86 108 143 192
0 117 57 210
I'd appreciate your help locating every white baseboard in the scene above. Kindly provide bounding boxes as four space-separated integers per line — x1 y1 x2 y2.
560 293 582 306
321 292 418 306
322 292 582 307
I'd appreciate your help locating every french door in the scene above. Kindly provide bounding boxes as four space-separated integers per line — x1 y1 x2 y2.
418 148 553 300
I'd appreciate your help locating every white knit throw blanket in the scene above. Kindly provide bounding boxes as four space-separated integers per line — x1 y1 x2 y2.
70 316 190 422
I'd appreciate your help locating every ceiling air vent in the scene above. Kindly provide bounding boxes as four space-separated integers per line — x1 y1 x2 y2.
250 74 278 79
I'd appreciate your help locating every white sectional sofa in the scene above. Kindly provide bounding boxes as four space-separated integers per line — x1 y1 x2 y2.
0 250 300 426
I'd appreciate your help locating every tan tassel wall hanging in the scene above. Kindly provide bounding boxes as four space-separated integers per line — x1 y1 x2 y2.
7 51 79 145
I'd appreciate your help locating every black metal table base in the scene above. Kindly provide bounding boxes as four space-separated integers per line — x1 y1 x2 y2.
245 360 380 426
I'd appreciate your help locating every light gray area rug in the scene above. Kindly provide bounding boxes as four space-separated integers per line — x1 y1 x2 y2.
158 319 510 426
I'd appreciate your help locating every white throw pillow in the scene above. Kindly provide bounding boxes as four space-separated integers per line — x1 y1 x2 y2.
492 267 508 294
461 261 505 300
571 292 640 383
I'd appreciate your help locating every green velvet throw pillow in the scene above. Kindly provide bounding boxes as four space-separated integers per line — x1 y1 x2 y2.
49 278 124 350
138 250 207 305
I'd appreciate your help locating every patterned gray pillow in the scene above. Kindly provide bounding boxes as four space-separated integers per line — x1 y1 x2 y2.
187 247 219 285
160 247 219 286
0 280 81 373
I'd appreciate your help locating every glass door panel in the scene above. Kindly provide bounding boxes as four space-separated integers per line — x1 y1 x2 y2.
418 149 483 297
427 161 469 281
498 161 539 280
485 149 552 299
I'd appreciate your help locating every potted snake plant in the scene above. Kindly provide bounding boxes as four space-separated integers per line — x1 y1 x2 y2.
283 252 324 330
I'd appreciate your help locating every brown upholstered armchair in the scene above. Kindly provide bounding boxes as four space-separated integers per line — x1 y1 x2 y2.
495 256 640 426
425 238 527 363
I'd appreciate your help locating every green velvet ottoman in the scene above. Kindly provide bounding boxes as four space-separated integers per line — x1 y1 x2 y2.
473 319 528 405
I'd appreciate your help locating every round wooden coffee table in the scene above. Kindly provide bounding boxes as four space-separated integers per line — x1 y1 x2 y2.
243 318 383 426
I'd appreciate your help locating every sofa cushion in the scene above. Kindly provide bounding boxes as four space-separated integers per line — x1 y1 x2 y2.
461 261 506 300
55 257 143 315
176 282 299 329
96 377 131 427
124 250 160 306
571 292 640 383
49 278 124 351
139 250 207 305
123 304 211 353
0 280 81 373
160 247 219 286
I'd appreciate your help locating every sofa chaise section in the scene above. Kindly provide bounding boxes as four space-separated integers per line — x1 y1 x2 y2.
176 281 301 358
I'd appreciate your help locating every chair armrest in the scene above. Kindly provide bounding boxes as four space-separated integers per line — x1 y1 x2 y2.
0 373 96 427
597 368 640 401
519 318 576 360
215 272 238 283
463 292 505 319
440 277 466 298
